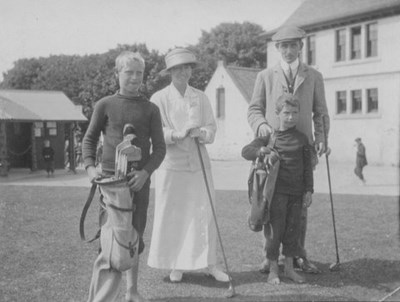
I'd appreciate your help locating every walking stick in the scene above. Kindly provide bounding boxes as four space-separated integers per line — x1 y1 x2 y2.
194 137 236 298
322 115 341 272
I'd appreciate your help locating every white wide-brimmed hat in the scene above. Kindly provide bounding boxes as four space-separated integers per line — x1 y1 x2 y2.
160 48 198 75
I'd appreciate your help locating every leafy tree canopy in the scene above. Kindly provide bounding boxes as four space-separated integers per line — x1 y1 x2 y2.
0 21 265 115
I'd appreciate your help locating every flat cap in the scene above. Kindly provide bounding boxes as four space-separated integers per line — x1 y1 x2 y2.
272 25 306 42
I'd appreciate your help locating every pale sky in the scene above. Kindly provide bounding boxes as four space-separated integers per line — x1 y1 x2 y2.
0 0 303 80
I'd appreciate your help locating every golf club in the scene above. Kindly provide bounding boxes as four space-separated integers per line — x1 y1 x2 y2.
194 137 236 298
322 115 340 272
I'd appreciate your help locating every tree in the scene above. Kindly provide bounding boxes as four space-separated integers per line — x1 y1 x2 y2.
190 22 266 90
0 43 166 119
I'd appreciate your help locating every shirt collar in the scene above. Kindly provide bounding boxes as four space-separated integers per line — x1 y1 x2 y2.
168 83 196 99
280 58 299 72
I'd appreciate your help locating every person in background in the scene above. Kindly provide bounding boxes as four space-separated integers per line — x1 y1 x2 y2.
354 137 367 184
147 48 229 283
82 51 166 302
42 139 55 177
247 25 330 274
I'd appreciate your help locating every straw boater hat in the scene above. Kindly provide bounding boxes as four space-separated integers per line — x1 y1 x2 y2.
272 25 306 43
160 48 198 75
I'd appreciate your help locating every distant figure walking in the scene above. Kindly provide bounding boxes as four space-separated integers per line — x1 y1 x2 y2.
354 137 367 183
42 139 55 177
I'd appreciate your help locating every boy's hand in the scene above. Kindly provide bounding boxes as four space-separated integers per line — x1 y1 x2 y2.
127 169 149 192
267 151 280 165
302 191 312 208
86 166 99 183
258 146 269 158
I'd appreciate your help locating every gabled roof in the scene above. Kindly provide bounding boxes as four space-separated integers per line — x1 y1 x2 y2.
263 0 400 37
225 66 261 103
0 89 87 122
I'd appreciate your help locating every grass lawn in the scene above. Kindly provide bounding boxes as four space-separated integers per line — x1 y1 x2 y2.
0 185 399 302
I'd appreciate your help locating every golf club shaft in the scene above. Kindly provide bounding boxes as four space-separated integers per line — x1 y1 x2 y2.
325 153 340 263
194 138 235 289
322 115 340 264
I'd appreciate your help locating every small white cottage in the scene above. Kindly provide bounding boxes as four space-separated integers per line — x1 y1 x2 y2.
205 61 261 160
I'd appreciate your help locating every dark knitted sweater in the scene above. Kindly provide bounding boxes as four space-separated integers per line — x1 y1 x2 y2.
241 127 313 195
82 92 166 175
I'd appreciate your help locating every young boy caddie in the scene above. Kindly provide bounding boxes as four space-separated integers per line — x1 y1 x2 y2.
82 51 166 302
242 94 313 284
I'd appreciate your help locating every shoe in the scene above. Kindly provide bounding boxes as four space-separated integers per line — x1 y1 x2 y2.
294 257 320 274
169 270 183 282
207 266 229 282
259 259 269 274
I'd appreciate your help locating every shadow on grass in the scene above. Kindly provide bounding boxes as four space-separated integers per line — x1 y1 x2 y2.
159 257 400 292
300 258 400 291
150 293 354 302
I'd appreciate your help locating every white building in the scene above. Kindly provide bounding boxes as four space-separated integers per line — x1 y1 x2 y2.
264 0 400 165
205 0 400 166
205 61 260 160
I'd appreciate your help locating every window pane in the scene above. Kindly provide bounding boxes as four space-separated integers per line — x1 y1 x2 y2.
367 88 378 113
366 23 378 57
46 121 56 128
307 35 315 65
216 87 225 118
336 29 346 61
351 90 362 113
336 91 347 114
351 27 361 59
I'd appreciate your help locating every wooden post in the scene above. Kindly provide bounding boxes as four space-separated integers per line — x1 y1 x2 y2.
31 123 37 171
0 121 8 176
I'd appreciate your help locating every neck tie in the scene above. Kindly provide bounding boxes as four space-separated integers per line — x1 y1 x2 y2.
288 67 294 84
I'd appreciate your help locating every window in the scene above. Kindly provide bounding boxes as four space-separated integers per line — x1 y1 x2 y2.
335 29 346 61
216 87 225 118
34 122 44 137
336 91 347 114
350 26 361 59
13 123 21 135
366 23 377 57
351 90 362 113
367 88 378 113
46 121 57 136
306 35 315 65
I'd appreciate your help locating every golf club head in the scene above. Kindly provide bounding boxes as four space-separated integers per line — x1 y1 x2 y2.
224 284 236 298
329 262 340 272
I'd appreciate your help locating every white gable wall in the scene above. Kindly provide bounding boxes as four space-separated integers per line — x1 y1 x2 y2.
266 15 400 165
204 65 254 160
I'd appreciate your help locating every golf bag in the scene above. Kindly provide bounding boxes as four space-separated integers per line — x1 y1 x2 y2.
95 178 138 272
80 123 141 272
247 133 279 232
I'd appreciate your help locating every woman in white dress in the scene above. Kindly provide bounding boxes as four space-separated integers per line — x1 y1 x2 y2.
147 48 229 283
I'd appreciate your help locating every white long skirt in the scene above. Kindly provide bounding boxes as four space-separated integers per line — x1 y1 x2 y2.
147 168 217 270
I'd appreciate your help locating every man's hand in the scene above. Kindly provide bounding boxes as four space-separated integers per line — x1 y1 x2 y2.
127 169 149 192
315 142 331 157
257 124 273 137
303 191 312 208
86 166 99 183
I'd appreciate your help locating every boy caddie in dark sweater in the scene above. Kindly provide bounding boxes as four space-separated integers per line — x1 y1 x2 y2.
242 94 313 284
83 51 166 302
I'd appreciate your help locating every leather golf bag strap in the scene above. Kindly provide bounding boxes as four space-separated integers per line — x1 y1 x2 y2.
79 183 101 243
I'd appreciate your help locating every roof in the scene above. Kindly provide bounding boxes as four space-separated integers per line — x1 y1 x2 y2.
225 65 261 102
263 0 400 38
0 89 87 122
